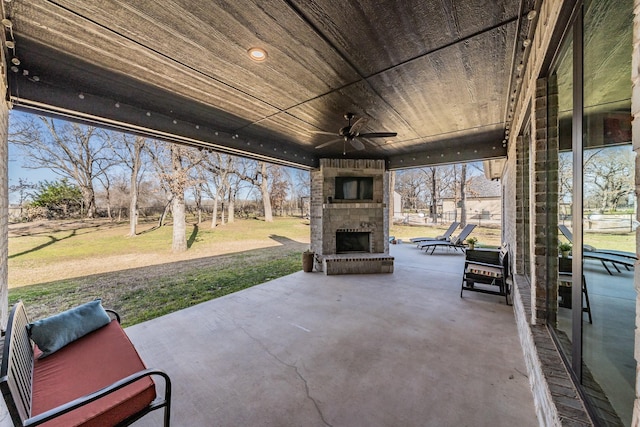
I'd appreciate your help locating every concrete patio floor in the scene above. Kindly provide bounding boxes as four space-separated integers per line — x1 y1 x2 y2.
127 243 538 427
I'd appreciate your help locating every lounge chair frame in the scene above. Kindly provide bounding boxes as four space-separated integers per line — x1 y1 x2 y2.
558 225 636 275
418 224 476 255
409 222 460 245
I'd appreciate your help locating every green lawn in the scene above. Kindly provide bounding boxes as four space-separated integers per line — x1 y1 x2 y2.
9 217 311 326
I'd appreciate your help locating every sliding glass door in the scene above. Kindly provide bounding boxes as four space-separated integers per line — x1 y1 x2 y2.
551 1 635 425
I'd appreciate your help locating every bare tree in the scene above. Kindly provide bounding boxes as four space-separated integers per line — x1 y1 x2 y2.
9 178 36 218
200 152 236 228
236 160 274 222
584 147 634 211
10 116 113 218
395 169 427 211
268 166 290 216
148 141 202 252
94 172 114 219
558 151 573 205
106 133 148 235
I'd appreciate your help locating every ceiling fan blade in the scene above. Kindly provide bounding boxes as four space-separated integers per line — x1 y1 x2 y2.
316 138 342 149
349 138 366 150
358 132 398 138
350 117 369 136
310 130 338 136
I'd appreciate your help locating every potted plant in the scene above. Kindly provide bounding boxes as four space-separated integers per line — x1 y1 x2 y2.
302 249 314 272
559 242 572 258
466 237 478 250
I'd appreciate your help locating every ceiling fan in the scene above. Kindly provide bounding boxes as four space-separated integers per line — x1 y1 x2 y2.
314 113 397 152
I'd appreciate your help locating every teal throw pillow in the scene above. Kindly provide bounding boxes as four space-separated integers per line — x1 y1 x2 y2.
27 299 111 358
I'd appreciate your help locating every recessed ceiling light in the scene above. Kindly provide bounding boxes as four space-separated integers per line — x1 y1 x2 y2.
248 47 267 62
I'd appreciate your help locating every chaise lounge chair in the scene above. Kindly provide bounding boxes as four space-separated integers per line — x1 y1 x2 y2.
558 224 637 275
418 224 477 255
409 222 460 246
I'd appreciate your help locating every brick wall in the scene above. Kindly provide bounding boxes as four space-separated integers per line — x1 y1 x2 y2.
503 131 517 275
531 77 558 326
514 135 530 275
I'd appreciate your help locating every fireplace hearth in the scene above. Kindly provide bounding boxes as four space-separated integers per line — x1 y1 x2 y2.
336 231 370 253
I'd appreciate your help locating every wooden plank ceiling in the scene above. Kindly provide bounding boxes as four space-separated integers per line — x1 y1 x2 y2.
3 0 537 169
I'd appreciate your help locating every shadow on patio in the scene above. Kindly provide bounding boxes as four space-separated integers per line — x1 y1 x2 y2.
127 243 537 427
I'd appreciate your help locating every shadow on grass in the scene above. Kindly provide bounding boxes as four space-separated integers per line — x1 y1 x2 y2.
137 224 162 235
9 219 141 258
9 219 128 238
268 234 306 246
9 229 78 259
187 224 199 248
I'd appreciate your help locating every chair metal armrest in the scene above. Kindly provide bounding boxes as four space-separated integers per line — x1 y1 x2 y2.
24 369 172 427
105 309 121 323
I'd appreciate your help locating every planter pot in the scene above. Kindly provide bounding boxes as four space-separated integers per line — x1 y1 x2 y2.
302 252 314 272
561 251 570 258
468 244 475 250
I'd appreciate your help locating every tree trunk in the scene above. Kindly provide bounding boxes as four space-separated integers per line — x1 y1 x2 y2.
227 193 235 223
159 199 171 227
430 168 437 223
103 185 112 220
170 148 188 252
389 171 396 221
260 162 273 222
129 189 138 236
81 186 97 218
211 195 218 228
172 194 187 252
128 145 141 236
460 164 467 227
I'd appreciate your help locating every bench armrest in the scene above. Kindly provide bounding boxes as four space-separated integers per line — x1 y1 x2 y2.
104 309 121 323
465 260 503 269
24 369 172 427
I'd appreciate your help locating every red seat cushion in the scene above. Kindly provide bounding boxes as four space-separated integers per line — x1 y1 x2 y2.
32 320 156 427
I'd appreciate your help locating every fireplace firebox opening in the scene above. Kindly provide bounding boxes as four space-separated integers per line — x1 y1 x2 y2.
336 231 370 253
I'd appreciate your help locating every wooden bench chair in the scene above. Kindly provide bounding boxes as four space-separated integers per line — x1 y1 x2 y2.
0 301 172 426
558 257 593 324
461 245 510 305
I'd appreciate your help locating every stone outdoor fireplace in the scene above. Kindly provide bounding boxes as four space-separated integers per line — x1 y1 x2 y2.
309 159 394 275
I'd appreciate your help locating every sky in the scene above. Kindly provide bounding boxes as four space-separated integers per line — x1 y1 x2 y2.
8 111 61 203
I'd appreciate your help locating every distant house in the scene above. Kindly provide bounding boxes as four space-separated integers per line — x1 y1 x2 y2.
441 176 501 224
393 191 402 220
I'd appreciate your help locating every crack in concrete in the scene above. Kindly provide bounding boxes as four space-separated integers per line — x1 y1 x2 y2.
239 325 333 427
